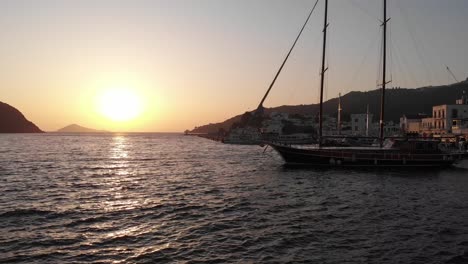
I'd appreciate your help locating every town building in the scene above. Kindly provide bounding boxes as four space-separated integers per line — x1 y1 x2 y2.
351 113 374 136
420 92 468 135
261 112 316 135
400 114 428 134
261 112 287 134
350 113 401 137
384 121 401 136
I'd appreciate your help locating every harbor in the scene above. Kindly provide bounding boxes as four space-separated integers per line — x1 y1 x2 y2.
185 0 468 168
2 0 468 263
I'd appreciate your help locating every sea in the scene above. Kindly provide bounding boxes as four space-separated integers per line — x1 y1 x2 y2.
1 133 468 264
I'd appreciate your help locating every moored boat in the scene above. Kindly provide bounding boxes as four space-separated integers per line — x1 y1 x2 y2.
267 0 468 168
271 138 467 167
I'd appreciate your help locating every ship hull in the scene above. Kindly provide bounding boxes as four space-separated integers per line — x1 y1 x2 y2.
270 144 466 168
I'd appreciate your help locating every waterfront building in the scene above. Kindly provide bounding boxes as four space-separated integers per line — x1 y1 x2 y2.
400 114 428 134
351 113 374 136
261 112 316 135
421 93 468 135
384 121 402 137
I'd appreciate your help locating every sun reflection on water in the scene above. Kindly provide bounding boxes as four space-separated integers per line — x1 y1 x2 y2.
108 135 132 177
111 135 128 159
101 135 140 211
82 134 164 257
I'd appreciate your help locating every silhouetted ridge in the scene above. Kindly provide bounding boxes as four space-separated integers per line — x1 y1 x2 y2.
0 101 43 133
57 124 108 133
190 81 468 134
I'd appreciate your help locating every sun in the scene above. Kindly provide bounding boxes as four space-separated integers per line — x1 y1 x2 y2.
97 88 143 121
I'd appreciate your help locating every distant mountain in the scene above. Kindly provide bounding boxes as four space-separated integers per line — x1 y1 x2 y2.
57 124 108 133
190 80 468 134
0 101 43 133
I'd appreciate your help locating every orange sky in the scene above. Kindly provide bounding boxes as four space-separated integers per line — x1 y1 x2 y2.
1 0 467 132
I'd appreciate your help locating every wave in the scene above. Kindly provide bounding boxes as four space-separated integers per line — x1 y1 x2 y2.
0 208 57 218
64 215 111 228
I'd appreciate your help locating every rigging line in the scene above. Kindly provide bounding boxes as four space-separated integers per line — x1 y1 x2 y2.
390 38 405 87
376 27 383 89
348 29 380 94
445 65 459 83
390 28 413 88
388 1 393 86
325 58 329 105
447 70 451 85
285 32 322 106
390 37 405 86
257 0 320 110
284 74 301 106
388 20 394 87
391 37 419 87
317 67 321 105
396 0 433 85
348 0 381 22
325 21 331 103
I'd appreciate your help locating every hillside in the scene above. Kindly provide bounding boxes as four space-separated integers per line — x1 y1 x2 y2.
190 80 468 134
0 101 43 133
56 124 108 133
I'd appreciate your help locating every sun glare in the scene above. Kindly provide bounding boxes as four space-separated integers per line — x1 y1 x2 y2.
97 89 143 122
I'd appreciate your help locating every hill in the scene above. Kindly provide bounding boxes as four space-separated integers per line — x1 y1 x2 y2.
0 101 43 133
190 80 468 134
56 124 108 133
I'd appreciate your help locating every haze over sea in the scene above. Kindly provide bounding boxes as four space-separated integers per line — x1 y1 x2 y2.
1 133 468 263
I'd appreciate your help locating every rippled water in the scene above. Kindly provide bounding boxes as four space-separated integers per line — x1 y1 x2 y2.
1 133 468 263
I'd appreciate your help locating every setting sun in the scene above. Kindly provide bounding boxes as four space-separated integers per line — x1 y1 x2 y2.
97 89 143 122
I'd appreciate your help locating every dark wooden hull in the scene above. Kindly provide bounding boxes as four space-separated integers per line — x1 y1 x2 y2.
270 144 467 168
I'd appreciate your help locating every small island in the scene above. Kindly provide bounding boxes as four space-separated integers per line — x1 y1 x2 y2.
56 124 109 133
0 101 43 133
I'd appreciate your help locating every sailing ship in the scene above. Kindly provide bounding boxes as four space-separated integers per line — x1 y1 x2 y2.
268 0 468 167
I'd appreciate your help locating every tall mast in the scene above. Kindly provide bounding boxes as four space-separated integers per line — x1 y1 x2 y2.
366 104 369 136
337 93 342 135
319 0 328 147
379 0 388 147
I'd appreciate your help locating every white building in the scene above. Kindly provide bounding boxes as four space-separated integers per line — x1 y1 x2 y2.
261 112 316 135
350 113 400 136
400 114 428 134
261 112 286 134
384 121 401 136
421 93 468 135
351 113 374 136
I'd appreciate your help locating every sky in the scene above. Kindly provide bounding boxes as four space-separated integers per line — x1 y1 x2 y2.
1 0 467 132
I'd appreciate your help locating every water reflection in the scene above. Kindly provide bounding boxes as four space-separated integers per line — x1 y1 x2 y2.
108 135 131 177
111 135 128 159
102 135 138 210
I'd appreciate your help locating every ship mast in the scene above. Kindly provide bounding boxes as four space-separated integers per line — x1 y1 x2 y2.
366 104 370 136
379 0 389 148
337 93 342 135
319 0 328 147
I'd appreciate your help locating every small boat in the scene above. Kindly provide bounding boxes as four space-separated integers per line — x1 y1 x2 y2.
268 0 468 168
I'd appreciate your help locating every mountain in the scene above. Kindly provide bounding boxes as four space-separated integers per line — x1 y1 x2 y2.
0 101 43 133
56 124 108 133
190 80 468 134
